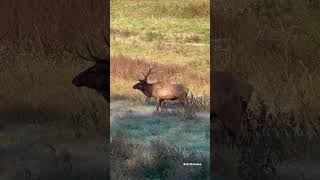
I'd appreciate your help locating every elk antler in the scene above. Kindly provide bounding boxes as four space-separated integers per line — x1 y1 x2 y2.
76 32 110 63
141 63 156 81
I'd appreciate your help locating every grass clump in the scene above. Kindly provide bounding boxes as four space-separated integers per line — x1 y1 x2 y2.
111 138 210 180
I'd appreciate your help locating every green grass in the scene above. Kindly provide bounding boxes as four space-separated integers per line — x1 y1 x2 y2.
111 0 210 44
110 5 210 178
111 0 209 18
112 17 210 43
110 0 210 98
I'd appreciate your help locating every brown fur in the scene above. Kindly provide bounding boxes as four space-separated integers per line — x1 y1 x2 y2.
211 71 253 141
133 65 188 112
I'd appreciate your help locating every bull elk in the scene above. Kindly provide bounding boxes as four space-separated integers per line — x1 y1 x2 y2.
72 35 109 101
211 71 253 141
133 64 189 112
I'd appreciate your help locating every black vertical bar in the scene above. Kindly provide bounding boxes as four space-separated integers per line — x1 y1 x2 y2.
105 0 110 179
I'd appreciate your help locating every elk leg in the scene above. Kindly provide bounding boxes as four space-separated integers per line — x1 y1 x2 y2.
162 101 168 112
180 94 188 107
178 98 183 108
154 98 158 112
156 102 160 112
160 100 164 112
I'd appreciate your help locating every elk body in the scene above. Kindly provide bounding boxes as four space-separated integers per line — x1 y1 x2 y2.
133 64 188 112
211 71 253 141
72 35 109 101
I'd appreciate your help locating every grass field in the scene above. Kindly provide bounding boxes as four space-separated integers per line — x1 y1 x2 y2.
213 0 320 179
0 1 109 179
1 0 319 179
110 0 210 98
110 0 210 179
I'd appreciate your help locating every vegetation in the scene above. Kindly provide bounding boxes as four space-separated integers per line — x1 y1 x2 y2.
214 0 320 179
111 138 210 180
0 1 109 179
110 0 210 98
110 0 210 179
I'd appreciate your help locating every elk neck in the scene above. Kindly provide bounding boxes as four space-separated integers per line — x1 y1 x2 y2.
141 83 153 98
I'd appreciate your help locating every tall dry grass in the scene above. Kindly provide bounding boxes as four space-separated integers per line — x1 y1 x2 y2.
111 54 208 83
0 1 109 179
214 0 320 110
0 0 106 58
110 54 210 98
0 0 108 128
213 1 320 179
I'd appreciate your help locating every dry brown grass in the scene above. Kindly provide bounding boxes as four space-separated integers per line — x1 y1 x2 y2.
0 0 108 124
214 0 320 111
0 0 106 57
0 1 109 179
110 54 209 97
0 55 108 132
111 54 184 81
213 1 320 179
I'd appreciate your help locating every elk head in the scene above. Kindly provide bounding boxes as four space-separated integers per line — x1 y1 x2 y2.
72 34 109 100
132 63 156 97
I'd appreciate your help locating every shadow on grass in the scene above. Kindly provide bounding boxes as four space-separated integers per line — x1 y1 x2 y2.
0 102 110 180
0 103 69 125
0 141 109 180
